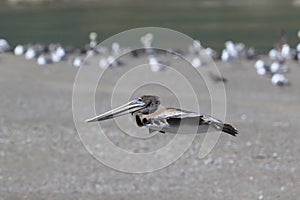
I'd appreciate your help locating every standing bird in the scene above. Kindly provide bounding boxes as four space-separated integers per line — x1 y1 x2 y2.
85 95 238 136
271 74 289 86
208 71 228 83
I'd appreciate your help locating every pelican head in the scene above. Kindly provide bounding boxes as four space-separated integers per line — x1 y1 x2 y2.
85 95 160 123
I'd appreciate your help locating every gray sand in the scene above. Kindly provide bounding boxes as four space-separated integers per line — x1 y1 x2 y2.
0 53 300 199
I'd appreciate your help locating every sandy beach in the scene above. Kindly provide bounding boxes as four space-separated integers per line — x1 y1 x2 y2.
0 51 300 199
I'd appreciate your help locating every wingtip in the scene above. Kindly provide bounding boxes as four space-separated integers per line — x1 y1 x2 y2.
222 123 239 137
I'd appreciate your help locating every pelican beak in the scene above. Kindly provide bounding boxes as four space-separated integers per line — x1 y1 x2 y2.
85 99 145 123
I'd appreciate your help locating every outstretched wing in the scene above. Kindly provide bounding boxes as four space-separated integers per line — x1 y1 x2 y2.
143 108 238 136
147 108 200 119
145 108 201 134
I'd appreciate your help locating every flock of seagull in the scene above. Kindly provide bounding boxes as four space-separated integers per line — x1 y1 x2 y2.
1 31 299 136
1 31 300 87
253 39 300 86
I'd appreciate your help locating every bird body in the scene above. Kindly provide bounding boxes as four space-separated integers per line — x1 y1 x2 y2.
14 45 25 55
271 73 289 86
37 55 49 65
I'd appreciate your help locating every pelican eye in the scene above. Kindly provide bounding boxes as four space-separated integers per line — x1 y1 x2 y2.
132 99 144 105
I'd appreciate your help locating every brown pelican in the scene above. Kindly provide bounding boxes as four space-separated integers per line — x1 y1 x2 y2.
85 95 238 136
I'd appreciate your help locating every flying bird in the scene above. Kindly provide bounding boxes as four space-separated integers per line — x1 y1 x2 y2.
85 95 238 136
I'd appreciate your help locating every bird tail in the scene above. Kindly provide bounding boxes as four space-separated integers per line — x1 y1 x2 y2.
201 115 238 136
221 123 238 136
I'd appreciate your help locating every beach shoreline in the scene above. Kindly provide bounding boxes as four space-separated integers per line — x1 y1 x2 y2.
0 51 300 199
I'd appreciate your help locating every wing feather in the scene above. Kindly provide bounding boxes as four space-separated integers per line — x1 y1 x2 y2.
141 108 238 136
149 108 200 119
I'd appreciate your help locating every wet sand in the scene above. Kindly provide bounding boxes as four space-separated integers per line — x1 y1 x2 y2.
0 53 300 199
